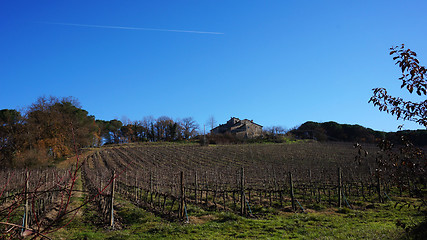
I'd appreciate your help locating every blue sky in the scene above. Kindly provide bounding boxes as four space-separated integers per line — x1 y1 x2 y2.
1 0 426 132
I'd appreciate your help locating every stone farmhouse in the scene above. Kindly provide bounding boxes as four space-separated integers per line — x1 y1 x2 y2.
211 117 263 138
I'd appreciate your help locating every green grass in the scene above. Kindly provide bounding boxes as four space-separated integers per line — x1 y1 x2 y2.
49 195 426 240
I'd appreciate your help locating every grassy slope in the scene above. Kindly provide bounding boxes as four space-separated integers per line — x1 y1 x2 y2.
51 195 424 239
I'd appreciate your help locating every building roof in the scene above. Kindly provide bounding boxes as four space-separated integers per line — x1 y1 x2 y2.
212 117 263 131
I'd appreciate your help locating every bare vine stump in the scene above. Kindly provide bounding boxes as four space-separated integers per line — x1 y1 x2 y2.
110 170 116 228
289 172 295 211
240 167 246 216
338 167 342 208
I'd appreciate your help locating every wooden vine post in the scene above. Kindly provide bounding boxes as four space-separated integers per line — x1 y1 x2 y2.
149 172 153 205
179 171 185 220
338 167 342 208
24 171 29 230
110 170 116 228
309 169 313 198
194 172 198 204
289 172 295 211
377 172 383 203
240 167 246 216
135 176 138 202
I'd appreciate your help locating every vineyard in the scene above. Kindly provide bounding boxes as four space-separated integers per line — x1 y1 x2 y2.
1 142 426 239
0 167 77 239
82 142 423 221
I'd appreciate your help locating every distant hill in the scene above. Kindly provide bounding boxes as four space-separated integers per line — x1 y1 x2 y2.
290 121 427 146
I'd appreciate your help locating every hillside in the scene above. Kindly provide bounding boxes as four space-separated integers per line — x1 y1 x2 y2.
291 121 427 146
88 141 378 183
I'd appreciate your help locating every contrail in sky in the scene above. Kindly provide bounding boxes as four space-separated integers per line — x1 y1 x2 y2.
40 22 224 35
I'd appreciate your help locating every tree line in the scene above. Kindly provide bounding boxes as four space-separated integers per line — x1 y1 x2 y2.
96 115 199 145
291 121 427 146
0 96 200 167
3 94 426 167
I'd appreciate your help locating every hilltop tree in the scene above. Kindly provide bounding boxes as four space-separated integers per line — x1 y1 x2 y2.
370 44 427 128
206 115 217 132
180 117 199 139
120 124 134 143
129 120 147 142
155 116 174 141
0 109 24 166
142 116 156 142
167 122 179 141
264 126 286 136
1 97 100 166
96 119 123 144
1 96 100 166
108 119 123 143
295 121 328 141
24 96 98 160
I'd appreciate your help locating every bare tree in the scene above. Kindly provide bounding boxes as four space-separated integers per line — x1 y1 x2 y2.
180 117 199 139
155 116 174 141
142 116 155 141
264 126 287 136
206 115 217 131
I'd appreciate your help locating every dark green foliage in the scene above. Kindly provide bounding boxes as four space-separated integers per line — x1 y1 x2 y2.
96 119 125 144
291 121 427 146
0 109 24 166
385 130 427 146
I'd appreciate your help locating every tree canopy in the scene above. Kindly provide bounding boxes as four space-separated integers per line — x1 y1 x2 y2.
0 109 24 166
290 121 427 146
1 96 98 167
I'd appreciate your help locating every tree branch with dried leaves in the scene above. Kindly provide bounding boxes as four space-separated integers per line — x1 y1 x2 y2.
369 44 427 128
